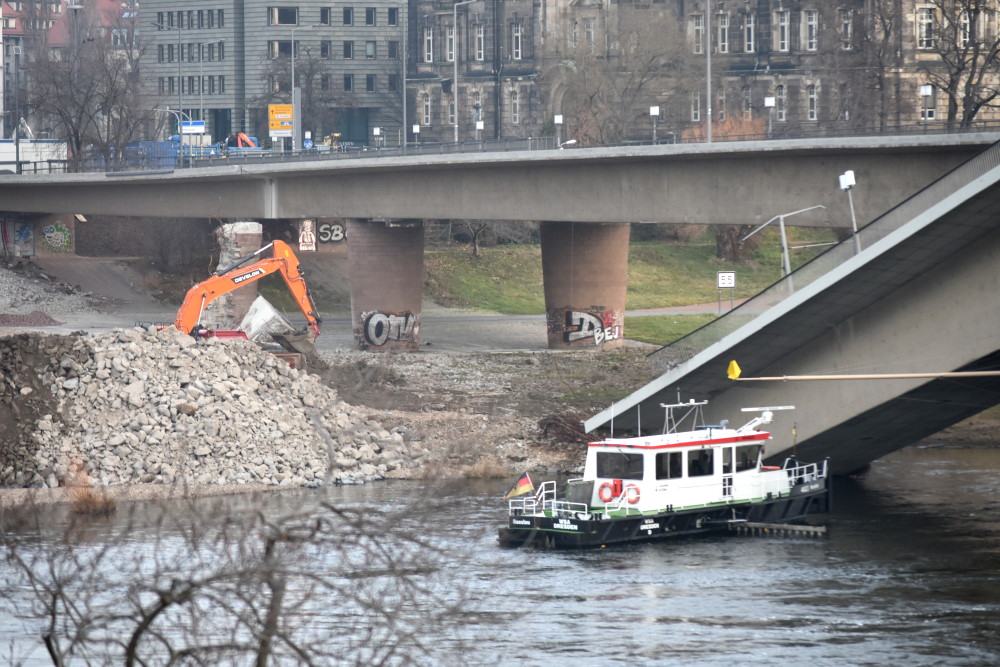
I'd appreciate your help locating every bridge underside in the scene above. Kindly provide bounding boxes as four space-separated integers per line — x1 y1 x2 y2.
586 144 1000 476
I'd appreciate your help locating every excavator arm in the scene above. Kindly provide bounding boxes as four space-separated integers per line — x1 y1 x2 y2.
174 239 321 341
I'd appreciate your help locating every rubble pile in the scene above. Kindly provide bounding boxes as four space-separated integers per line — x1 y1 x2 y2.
1 328 424 489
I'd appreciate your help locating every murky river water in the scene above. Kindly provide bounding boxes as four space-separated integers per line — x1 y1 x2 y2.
2 445 998 665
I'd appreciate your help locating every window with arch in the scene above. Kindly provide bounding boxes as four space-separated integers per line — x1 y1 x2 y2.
744 12 755 53
691 91 701 122
807 84 818 121
717 89 726 122
775 85 786 121
511 91 520 124
422 92 431 125
471 90 481 120
741 86 752 119
423 27 434 62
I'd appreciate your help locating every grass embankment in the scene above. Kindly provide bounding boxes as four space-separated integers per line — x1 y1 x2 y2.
424 227 836 345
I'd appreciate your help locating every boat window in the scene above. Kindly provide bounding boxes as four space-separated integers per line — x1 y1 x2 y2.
655 451 683 480
688 449 714 477
735 445 762 472
722 447 734 474
596 452 644 480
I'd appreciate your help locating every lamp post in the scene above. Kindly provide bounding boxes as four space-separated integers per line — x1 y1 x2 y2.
742 204 826 293
10 45 22 174
155 108 192 168
920 84 933 131
764 95 775 138
839 169 861 254
199 39 225 125
152 22 184 158
453 0 476 144
554 113 563 148
705 3 713 143
650 105 660 143
291 24 322 152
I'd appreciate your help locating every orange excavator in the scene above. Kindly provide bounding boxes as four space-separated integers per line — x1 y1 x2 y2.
174 240 321 353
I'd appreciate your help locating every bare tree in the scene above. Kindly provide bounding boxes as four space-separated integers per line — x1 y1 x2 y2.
918 0 1000 128
557 9 698 146
2 490 467 665
855 0 906 130
23 4 147 171
251 47 344 146
454 220 536 257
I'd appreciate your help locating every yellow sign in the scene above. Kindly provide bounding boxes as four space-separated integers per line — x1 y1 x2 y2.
268 104 293 130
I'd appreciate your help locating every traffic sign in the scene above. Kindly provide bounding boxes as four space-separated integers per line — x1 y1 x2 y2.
303 139 313 149
181 120 206 135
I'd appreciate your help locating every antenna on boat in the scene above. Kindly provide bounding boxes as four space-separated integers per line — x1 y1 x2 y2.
610 401 614 437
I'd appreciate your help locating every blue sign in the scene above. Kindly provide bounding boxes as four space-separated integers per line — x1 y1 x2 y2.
303 139 313 149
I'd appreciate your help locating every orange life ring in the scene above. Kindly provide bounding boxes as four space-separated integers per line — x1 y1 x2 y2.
625 484 641 504
598 482 615 503
761 466 781 471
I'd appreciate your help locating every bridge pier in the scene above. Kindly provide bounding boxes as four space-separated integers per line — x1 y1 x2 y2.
203 221 263 329
347 219 423 352
540 221 630 350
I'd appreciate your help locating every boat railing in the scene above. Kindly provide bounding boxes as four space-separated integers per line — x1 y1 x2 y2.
508 480 590 517
603 490 643 517
782 458 827 484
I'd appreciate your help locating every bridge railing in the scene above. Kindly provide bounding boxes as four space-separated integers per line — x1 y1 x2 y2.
648 138 1000 373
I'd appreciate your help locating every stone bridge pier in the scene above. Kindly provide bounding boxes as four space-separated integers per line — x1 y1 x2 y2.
540 222 631 351
347 219 424 352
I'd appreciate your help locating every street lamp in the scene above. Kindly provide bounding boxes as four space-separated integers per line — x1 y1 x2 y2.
10 45 22 174
554 113 563 148
453 0 476 144
154 108 192 168
839 169 861 254
291 24 322 152
152 22 185 159
650 105 660 143
199 39 225 125
705 3 715 143
920 84 933 131
558 139 577 149
764 95 775 138
742 204 826 293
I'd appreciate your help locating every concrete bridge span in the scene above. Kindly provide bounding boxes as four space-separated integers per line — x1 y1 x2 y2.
584 140 1000 475
1 134 996 355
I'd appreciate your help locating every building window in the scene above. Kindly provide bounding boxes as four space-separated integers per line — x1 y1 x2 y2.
471 90 481 120
389 74 399 91
423 27 434 63
917 7 936 49
366 40 376 59
366 74 376 91
321 41 331 59
388 7 398 26
959 10 971 48
741 85 752 120
344 73 354 91
839 8 853 50
717 13 729 53
268 41 292 58
422 92 431 125
343 41 354 59
218 10 225 28
511 91 519 124
921 85 937 120
805 10 818 51
446 25 455 62
776 11 790 52
388 41 399 59
267 7 298 26
692 14 704 54
366 8 376 26
475 25 485 61
807 84 818 121
512 22 523 60
321 74 330 91
717 89 726 122
744 12 755 53
584 18 595 51
691 91 701 122
343 8 353 26
449 97 456 125
320 8 331 25
775 85 786 121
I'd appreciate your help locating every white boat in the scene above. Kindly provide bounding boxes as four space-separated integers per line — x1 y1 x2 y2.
499 401 830 549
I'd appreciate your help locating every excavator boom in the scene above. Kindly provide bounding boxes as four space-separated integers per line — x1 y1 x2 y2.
174 240 321 343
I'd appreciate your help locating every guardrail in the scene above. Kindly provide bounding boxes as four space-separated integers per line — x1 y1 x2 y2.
647 138 1000 373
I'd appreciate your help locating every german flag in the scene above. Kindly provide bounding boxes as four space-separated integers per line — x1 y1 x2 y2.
503 471 534 500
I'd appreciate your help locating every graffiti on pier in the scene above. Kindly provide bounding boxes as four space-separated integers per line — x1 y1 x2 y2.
356 310 420 349
548 306 624 347
39 221 72 253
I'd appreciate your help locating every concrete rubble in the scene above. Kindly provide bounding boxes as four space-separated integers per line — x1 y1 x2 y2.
0 327 424 489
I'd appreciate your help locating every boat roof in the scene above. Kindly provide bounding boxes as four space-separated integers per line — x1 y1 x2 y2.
588 429 770 451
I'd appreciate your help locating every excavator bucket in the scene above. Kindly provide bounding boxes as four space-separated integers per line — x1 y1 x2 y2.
272 330 318 357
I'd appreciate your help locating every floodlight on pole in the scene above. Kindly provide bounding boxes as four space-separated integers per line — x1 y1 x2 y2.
453 0 476 144
291 24 322 152
199 39 225 125
650 105 660 143
839 170 861 254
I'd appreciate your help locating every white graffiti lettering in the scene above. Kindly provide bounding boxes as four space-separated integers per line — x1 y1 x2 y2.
565 310 621 346
364 312 416 346
232 268 265 284
317 223 346 244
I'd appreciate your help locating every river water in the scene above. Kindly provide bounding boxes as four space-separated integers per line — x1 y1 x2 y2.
2 444 998 665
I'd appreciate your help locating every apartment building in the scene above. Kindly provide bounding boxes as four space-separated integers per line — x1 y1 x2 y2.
139 0 408 146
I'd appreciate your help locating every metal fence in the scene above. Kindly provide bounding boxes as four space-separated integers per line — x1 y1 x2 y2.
647 137 1000 374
